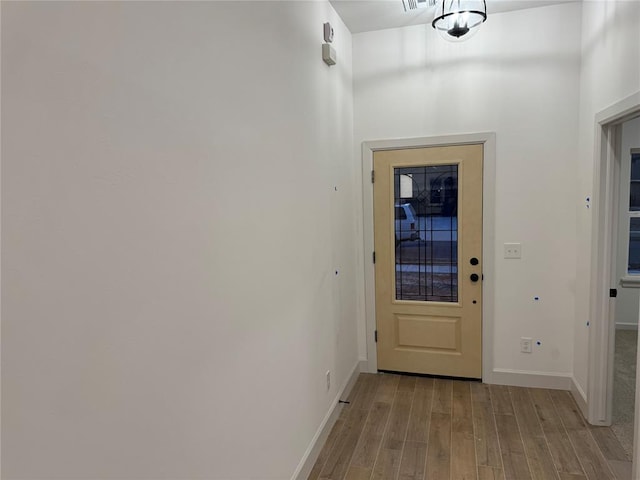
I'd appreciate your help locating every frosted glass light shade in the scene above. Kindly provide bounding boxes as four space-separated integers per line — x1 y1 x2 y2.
432 0 486 42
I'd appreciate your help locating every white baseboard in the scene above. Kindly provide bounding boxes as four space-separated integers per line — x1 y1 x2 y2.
358 358 371 373
490 368 572 390
291 361 361 480
571 377 588 419
616 323 639 330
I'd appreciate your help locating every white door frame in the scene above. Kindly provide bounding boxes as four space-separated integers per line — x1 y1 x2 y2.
361 132 496 382
588 91 640 477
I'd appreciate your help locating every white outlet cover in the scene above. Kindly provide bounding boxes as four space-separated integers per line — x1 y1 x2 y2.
504 243 522 259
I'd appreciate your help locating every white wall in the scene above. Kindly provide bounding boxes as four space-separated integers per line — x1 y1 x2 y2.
353 3 581 378
1 2 356 479
615 116 640 330
573 0 640 393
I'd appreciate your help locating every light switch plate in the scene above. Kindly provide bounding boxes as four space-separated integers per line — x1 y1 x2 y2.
504 243 522 259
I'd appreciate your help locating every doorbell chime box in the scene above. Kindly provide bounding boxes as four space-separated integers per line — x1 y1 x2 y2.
322 43 336 66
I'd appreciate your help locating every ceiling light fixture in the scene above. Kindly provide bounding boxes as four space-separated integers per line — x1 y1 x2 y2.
432 0 487 42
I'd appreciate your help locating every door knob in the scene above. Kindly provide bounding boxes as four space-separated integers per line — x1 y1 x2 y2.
470 273 479 282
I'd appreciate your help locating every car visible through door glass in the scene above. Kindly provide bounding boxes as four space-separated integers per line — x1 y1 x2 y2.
395 203 420 246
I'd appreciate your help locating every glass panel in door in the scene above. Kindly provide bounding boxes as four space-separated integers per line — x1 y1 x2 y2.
394 165 458 302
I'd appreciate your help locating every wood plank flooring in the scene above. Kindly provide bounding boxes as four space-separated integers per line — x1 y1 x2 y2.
309 373 631 480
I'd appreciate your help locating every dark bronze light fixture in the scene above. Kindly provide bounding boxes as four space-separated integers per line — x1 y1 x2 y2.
432 0 487 42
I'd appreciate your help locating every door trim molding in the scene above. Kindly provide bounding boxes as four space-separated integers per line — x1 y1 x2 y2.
361 132 496 382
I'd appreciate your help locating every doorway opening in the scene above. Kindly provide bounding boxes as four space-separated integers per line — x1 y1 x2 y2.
588 91 640 474
612 139 640 457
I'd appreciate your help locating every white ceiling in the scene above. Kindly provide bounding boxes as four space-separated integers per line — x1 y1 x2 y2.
329 0 576 33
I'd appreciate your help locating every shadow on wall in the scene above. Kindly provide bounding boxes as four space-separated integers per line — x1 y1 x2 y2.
581 1 640 58
355 48 579 90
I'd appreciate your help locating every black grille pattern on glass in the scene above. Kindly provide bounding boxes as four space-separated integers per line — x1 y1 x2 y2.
628 153 640 274
394 165 458 302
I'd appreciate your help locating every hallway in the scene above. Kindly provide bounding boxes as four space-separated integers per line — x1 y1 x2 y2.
309 373 631 480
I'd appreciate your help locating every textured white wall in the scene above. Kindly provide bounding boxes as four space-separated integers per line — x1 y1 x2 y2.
573 0 640 393
1 2 356 479
615 117 640 329
353 3 582 377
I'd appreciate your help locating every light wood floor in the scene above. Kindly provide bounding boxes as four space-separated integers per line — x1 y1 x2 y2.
308 373 632 480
